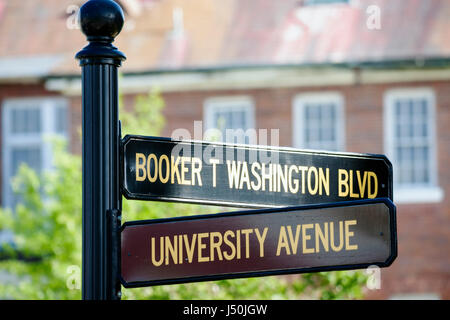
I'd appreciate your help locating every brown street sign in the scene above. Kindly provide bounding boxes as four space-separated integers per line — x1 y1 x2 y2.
121 135 393 208
120 198 397 288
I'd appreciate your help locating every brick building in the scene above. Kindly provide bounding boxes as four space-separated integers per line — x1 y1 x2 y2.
0 0 449 299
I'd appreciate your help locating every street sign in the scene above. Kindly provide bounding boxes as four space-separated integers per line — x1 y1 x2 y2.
120 198 397 288
122 135 393 208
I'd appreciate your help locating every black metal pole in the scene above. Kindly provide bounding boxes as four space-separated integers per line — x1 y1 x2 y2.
76 0 126 300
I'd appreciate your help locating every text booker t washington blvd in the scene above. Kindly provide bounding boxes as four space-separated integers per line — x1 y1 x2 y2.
135 153 380 199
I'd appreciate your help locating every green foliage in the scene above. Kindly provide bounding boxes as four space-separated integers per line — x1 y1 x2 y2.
0 139 82 299
0 90 368 300
119 88 165 137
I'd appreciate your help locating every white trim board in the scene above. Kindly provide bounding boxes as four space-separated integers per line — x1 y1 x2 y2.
45 68 450 96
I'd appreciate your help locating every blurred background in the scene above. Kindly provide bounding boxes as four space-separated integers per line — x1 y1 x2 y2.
0 0 448 300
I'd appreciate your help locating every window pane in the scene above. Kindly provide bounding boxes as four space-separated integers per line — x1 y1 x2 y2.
305 104 312 121
11 108 41 134
55 106 67 134
416 99 429 138
392 95 432 186
395 100 401 118
301 102 339 150
420 99 428 117
233 111 246 129
413 146 429 184
11 147 42 175
10 146 42 208
208 103 253 144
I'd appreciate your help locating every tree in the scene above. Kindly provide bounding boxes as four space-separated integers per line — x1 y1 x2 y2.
0 89 368 300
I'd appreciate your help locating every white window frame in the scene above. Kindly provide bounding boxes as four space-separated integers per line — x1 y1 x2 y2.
292 92 345 151
389 293 440 300
2 97 69 208
383 88 443 204
203 96 256 144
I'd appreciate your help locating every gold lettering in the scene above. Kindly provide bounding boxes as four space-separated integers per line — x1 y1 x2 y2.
210 232 223 261
345 220 358 250
191 157 202 186
277 164 289 193
298 166 308 194
151 237 164 267
159 154 170 183
254 227 268 257
197 233 209 262
288 165 299 194
319 167 330 196
178 235 183 264
356 170 367 198
227 160 241 189
241 229 253 258
286 225 301 255
239 162 251 190
368 171 378 198
250 162 262 191
302 224 314 254
171 156 181 184
180 156 191 185
307 167 318 195
276 226 290 256
315 222 329 253
349 170 359 198
223 230 236 260
261 163 272 192
147 154 158 183
330 221 344 252
338 169 349 197
183 234 197 263
136 153 146 181
236 230 241 259
209 158 220 187
165 235 178 265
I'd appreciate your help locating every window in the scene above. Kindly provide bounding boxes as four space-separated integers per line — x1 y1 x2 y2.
204 96 255 144
293 92 345 151
384 88 443 203
2 97 68 208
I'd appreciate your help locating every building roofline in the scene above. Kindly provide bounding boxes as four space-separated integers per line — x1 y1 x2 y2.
43 57 450 81
44 58 450 96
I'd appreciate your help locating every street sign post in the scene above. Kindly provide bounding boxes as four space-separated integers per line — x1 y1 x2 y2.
77 0 125 300
121 198 397 287
122 135 393 208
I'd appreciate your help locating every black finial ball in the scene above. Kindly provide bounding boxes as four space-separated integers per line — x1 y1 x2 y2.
79 0 125 41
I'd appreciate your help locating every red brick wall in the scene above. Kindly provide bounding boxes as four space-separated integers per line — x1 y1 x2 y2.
1 79 449 299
